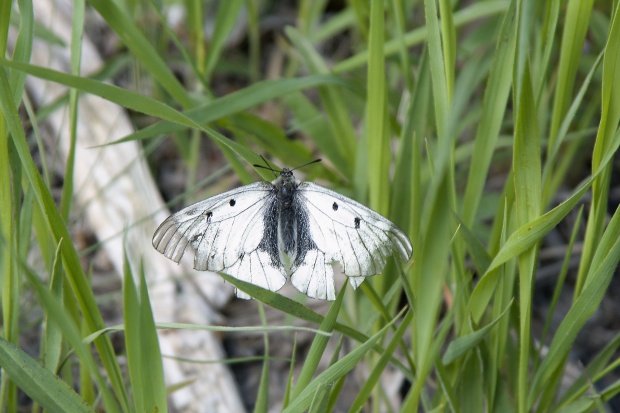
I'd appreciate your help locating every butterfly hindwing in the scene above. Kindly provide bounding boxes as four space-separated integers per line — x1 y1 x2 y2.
152 182 287 299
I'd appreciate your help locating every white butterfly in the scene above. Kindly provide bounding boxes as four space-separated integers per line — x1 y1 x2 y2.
152 160 413 300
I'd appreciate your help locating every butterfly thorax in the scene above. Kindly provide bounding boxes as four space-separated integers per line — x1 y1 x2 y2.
274 169 300 274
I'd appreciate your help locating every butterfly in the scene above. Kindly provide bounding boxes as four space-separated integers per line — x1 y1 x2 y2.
152 160 413 300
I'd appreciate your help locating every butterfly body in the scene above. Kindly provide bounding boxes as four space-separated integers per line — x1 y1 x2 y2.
153 167 413 300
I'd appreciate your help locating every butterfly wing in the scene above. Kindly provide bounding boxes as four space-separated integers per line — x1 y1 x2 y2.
291 182 412 300
152 182 287 299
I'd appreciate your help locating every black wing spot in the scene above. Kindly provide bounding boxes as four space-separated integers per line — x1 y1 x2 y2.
229 199 236 206
354 217 361 229
239 252 244 260
191 234 201 244
332 202 338 211
206 211 213 221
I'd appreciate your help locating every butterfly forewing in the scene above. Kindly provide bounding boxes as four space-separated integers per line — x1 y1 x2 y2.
152 182 287 298
285 182 412 300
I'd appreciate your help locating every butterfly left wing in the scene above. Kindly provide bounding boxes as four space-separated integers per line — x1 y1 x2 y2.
291 182 412 300
152 182 287 299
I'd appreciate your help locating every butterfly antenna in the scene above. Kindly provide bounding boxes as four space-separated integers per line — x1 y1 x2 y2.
291 158 322 172
253 155 279 178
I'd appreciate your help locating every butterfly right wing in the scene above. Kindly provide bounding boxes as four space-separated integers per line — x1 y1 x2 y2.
289 182 413 300
152 182 287 299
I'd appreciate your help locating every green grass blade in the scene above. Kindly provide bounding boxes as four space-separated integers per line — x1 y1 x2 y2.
292 284 346 398
87 0 193 107
461 0 516 226
59 0 84 221
438 0 456 99
349 310 412 411
285 26 356 175
0 336 93 413
283 92 349 176
282 308 404 413
217 272 412 378
366 0 388 214
21 264 118 411
547 0 594 149
443 300 512 365
254 304 270 413
575 3 620 295
528 207 620 408
0 67 130 411
123 253 167 413
513 63 541 413
202 0 244 81
42 241 65 373
424 0 449 135
333 1 508 73
468 126 620 321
